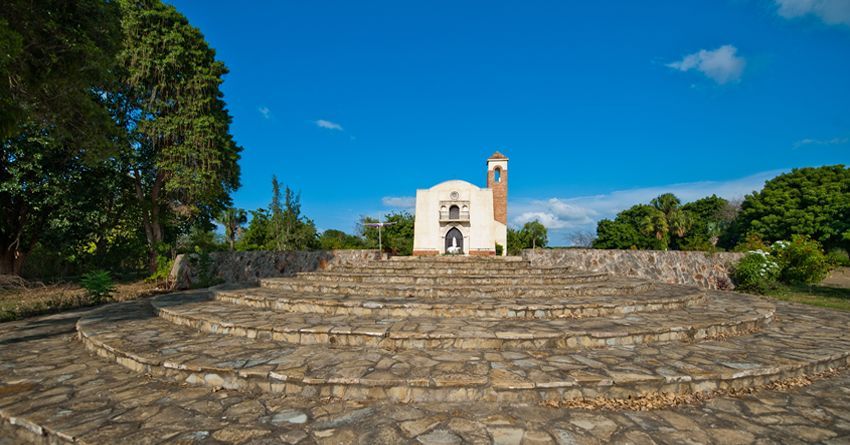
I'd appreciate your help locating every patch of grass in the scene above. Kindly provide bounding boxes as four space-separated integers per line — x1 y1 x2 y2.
0 280 165 322
763 283 850 312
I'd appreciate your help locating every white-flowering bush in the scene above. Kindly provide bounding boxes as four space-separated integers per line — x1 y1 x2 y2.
733 250 781 293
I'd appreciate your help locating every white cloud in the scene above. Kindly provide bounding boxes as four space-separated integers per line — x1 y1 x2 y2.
258 106 271 119
315 119 344 131
514 198 598 230
667 45 746 84
793 136 849 148
382 196 416 208
775 0 850 26
511 169 784 245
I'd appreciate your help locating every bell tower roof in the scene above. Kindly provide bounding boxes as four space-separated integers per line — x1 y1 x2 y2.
488 151 509 161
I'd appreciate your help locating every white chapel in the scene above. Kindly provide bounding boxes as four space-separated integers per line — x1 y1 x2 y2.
412 152 508 256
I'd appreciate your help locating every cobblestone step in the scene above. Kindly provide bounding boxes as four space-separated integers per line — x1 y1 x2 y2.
332 264 576 275
259 277 655 299
212 284 706 319
151 291 774 350
7 309 849 444
389 256 527 263
293 271 608 286
77 295 850 404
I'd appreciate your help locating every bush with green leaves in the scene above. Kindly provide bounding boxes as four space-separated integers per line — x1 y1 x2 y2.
732 250 781 293
773 236 831 285
826 248 850 267
80 270 115 304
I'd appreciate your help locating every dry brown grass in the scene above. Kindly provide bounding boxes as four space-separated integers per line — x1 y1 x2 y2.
0 278 165 322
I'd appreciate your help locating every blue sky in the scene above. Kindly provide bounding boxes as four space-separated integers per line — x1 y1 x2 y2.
168 0 849 245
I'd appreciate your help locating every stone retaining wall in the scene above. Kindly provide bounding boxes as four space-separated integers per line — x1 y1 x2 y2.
169 250 380 289
523 249 743 290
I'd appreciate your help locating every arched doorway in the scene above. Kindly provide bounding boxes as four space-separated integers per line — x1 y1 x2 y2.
445 227 464 254
449 205 460 219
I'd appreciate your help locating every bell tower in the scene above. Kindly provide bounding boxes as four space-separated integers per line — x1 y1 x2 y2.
486 151 508 226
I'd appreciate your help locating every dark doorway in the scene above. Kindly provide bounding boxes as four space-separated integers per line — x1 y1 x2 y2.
449 205 460 219
445 227 464 253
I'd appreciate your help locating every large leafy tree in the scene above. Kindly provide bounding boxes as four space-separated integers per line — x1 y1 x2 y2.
680 195 737 250
318 230 367 250
0 0 120 146
359 212 415 255
113 0 241 272
507 221 548 255
594 204 670 250
238 209 272 251
595 194 743 252
734 165 850 251
0 0 122 275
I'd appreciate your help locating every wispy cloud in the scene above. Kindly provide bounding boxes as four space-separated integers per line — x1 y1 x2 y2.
315 119 344 131
775 0 850 26
667 45 746 84
794 136 849 148
382 196 416 208
258 106 271 119
512 169 783 245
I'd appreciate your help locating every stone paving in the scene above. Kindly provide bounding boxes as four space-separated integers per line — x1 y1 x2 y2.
2 256 850 443
2 309 850 444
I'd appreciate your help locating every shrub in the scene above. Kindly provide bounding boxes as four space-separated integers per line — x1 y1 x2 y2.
495 243 504 256
775 236 831 285
188 248 223 288
826 248 850 267
732 250 780 293
734 233 769 252
80 270 115 304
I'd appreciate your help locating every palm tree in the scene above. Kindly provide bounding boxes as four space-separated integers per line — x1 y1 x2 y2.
218 207 247 250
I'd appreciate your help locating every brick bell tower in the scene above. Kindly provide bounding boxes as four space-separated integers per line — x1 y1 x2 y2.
487 152 508 255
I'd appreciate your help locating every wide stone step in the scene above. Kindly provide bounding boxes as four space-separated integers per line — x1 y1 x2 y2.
212 284 705 319
328 264 576 275
151 292 774 350
293 271 608 286
389 256 526 263
13 309 850 445
259 277 655 299
77 296 850 404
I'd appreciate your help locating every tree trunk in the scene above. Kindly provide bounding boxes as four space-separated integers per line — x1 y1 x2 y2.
0 249 14 275
0 248 27 276
134 169 165 274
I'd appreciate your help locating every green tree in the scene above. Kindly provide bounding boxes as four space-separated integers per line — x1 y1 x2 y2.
113 0 241 272
237 209 271 251
680 195 737 251
269 176 284 250
218 208 247 251
359 212 415 255
507 221 548 255
318 230 366 250
593 195 723 251
734 165 850 251
593 219 642 250
1 0 123 275
267 176 317 251
0 0 120 146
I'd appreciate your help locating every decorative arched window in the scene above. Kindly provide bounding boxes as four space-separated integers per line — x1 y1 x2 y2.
449 205 460 219
494 167 502 183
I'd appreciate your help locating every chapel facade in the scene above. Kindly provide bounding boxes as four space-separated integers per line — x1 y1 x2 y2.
412 152 508 256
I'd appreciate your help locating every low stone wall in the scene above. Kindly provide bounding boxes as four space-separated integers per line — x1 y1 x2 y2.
169 250 380 289
523 248 743 290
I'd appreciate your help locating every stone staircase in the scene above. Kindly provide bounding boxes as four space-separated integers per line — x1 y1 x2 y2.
72 256 850 406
